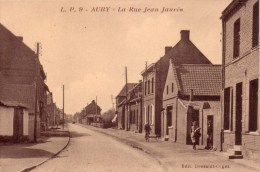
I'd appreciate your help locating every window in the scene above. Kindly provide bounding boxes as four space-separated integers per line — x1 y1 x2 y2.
249 79 258 131
133 110 135 124
145 81 147 95
148 80 150 94
233 18 240 58
253 1 259 47
172 83 174 92
147 105 150 124
167 85 169 94
151 78 154 93
224 87 233 130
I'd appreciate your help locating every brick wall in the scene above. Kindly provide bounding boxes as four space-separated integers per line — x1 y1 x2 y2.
242 134 260 160
222 0 259 160
176 101 188 144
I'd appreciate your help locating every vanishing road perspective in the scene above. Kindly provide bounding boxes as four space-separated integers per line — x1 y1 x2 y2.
0 1 260 172
29 124 259 172
31 124 164 172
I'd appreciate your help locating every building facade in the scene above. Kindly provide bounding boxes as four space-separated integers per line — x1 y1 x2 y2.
126 81 143 133
0 23 49 141
221 0 259 160
115 83 137 130
142 30 212 137
162 60 221 149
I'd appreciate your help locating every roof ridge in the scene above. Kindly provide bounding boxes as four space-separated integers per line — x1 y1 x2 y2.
0 23 36 55
179 64 221 66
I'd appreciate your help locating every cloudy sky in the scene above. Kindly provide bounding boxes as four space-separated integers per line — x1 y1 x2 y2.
0 0 232 115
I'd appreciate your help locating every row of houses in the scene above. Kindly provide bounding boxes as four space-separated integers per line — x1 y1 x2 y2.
0 23 62 143
115 0 259 161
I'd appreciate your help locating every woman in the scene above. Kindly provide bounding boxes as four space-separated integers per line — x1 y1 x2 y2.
190 121 201 150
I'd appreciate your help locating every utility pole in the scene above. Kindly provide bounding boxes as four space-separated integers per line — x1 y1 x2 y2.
96 96 98 127
63 85 65 130
145 61 147 124
86 103 88 124
111 95 115 109
34 42 40 143
125 66 128 131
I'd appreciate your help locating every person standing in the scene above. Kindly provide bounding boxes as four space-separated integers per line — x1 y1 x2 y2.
144 123 151 142
206 120 213 150
190 121 201 150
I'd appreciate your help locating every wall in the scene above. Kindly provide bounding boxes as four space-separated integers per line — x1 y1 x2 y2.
23 109 29 136
203 107 222 150
176 100 188 144
223 0 260 160
0 106 14 136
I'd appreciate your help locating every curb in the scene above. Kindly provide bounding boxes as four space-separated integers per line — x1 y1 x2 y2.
77 124 171 172
20 131 71 172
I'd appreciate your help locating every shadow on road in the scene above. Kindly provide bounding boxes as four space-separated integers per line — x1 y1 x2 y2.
0 146 55 159
69 131 91 138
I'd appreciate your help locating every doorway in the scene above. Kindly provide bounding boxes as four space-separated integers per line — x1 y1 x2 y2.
207 115 214 146
13 108 23 143
187 107 199 144
235 82 242 145
166 106 172 135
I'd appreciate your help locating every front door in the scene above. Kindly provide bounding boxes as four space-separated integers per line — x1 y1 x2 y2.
187 107 199 144
166 106 172 135
235 82 242 145
13 108 23 143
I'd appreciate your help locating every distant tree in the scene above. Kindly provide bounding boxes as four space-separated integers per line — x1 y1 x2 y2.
101 108 116 123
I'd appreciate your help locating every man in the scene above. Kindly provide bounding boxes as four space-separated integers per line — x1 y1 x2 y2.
206 120 213 150
144 123 151 142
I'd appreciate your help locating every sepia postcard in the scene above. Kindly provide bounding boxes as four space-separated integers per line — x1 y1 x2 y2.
0 0 259 172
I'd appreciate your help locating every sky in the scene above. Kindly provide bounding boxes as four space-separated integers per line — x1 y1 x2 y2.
0 0 232 115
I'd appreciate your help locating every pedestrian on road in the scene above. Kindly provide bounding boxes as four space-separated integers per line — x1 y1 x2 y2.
190 121 201 150
205 120 213 150
144 123 151 142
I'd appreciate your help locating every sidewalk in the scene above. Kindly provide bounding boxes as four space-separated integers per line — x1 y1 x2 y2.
79 124 260 172
0 126 70 172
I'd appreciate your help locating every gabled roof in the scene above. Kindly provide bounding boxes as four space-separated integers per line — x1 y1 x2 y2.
175 64 221 96
84 100 102 114
116 83 137 98
0 23 46 79
166 39 212 66
0 82 35 110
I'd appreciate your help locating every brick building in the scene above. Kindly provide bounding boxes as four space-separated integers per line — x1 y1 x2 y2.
83 100 102 125
126 81 143 133
162 60 221 149
116 83 137 130
221 0 259 160
0 23 49 141
141 30 212 137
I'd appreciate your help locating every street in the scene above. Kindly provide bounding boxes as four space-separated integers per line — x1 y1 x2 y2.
31 124 164 172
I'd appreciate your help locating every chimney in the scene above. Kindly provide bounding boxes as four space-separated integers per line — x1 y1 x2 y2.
189 89 194 101
165 46 172 55
180 30 190 41
17 36 23 41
